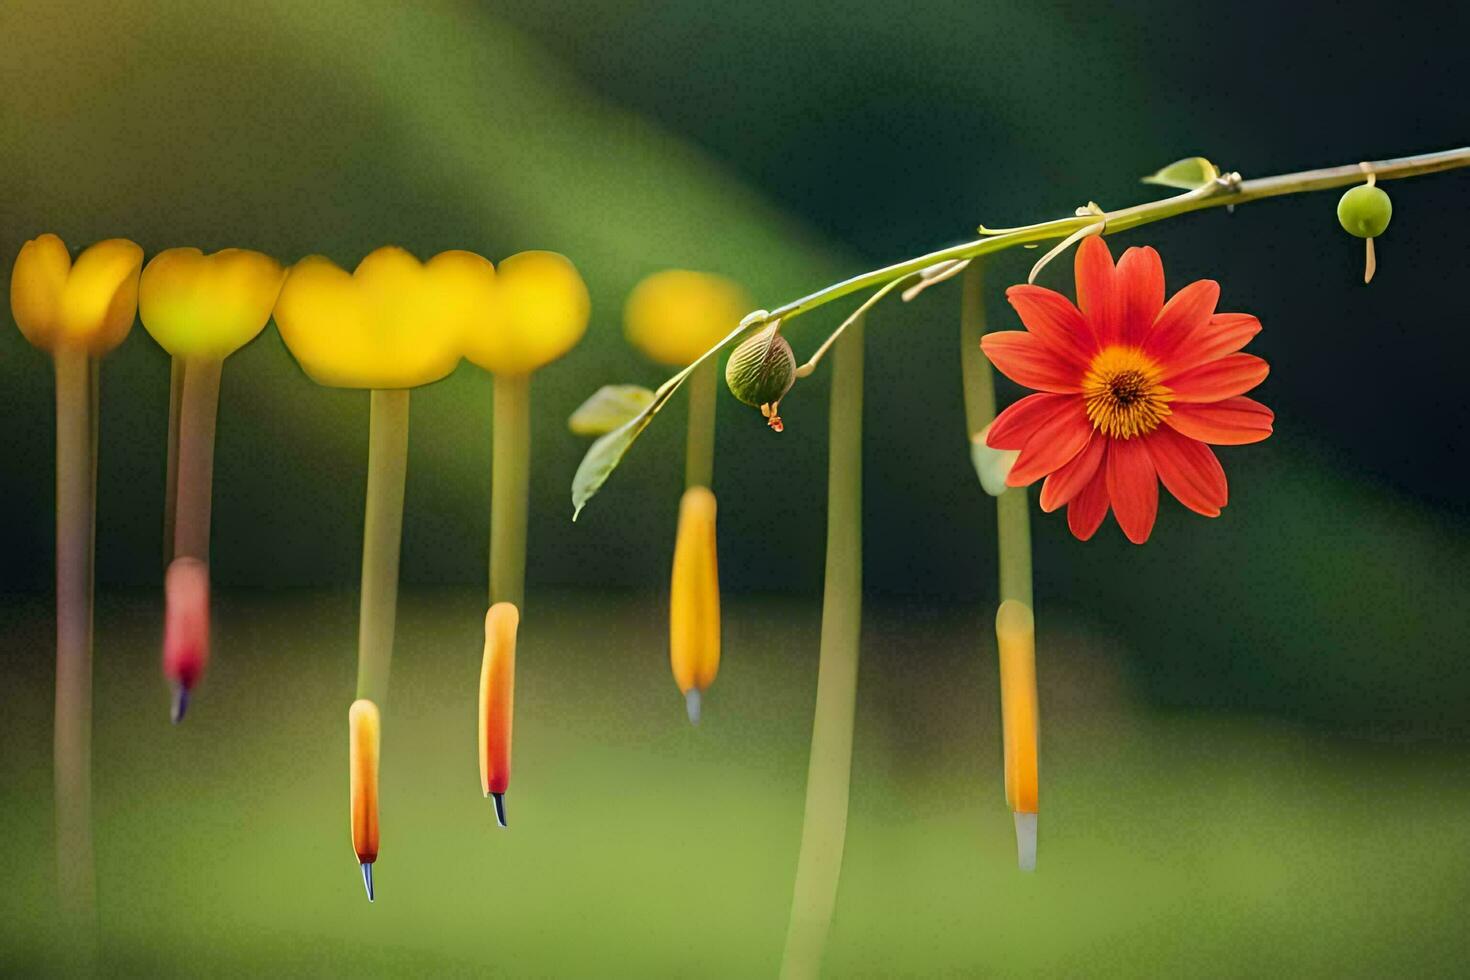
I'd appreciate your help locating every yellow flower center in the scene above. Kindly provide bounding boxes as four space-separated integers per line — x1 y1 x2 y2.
1082 346 1171 439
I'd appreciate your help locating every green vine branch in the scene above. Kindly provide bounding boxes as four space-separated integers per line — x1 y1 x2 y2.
570 146 1470 518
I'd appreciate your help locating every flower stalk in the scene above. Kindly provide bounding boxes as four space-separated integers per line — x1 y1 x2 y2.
683 357 716 491
490 373 531 610
356 389 410 706
171 357 222 562
960 262 1038 868
162 355 184 563
53 346 97 951
780 316 864 980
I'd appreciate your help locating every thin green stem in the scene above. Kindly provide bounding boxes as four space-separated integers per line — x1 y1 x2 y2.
172 357 221 561
53 347 97 959
490 373 531 610
959 264 1034 609
356 388 410 706
162 355 183 565
781 316 864 980
769 146 1470 326
684 358 716 490
959 263 992 439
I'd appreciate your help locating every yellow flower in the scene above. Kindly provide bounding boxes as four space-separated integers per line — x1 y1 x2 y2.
464 250 589 376
624 269 749 367
669 486 720 723
10 233 143 355
139 248 285 360
274 247 491 389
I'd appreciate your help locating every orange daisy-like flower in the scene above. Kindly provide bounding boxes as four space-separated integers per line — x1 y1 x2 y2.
982 237 1274 544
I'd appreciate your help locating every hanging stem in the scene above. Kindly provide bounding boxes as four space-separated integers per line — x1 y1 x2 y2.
356 388 410 706
490 373 531 610
162 355 184 564
172 358 221 561
767 146 1470 327
53 347 97 954
780 316 864 980
684 358 716 490
959 265 1034 607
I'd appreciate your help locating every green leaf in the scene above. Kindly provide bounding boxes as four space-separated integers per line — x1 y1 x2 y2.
571 322 752 519
568 384 656 436
1141 156 1219 190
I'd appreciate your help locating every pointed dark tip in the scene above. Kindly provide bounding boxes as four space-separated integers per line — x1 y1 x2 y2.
685 688 702 726
170 685 189 725
360 861 375 902
491 792 507 828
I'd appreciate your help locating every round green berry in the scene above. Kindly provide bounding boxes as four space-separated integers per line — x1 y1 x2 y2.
725 324 796 410
1337 184 1392 239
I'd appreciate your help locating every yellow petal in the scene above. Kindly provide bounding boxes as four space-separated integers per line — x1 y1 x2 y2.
995 600 1038 814
59 238 144 355
624 269 750 367
465 250 589 376
349 698 381 864
10 233 72 351
140 247 285 360
274 247 480 389
670 486 720 697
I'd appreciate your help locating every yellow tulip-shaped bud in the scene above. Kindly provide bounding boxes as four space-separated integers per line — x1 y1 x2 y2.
670 486 720 724
349 698 381 901
274 247 488 389
995 599 1039 871
11 233 143 355
464 250 589 376
139 248 284 359
478 602 519 827
624 269 750 368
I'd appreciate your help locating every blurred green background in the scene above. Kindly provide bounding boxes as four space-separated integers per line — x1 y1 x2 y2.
3 0 1469 975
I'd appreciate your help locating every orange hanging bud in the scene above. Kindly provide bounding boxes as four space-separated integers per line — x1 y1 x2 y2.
161 557 209 724
349 698 381 901
478 602 518 827
995 599 1038 870
669 486 720 724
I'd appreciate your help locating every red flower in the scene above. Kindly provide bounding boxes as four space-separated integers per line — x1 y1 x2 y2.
982 237 1273 544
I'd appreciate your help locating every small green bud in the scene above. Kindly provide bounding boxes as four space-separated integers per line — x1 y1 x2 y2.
725 322 796 431
1337 184 1392 238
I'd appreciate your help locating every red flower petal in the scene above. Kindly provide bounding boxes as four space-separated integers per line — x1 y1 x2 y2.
1164 312 1261 372
1066 456 1111 541
1115 246 1164 347
1164 353 1269 403
1164 396 1274 445
1106 436 1158 544
1039 430 1105 512
1143 279 1220 362
980 331 1083 393
1074 236 1121 346
986 392 1076 450
1007 403 1093 487
1147 426 1227 517
1005 284 1095 365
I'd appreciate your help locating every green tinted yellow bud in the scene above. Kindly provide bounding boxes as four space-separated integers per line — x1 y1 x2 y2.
464 250 589 376
10 233 143 356
140 247 284 360
624 269 750 367
1337 184 1392 238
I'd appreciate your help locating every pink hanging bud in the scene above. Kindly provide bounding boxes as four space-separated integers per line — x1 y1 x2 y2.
162 556 210 723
